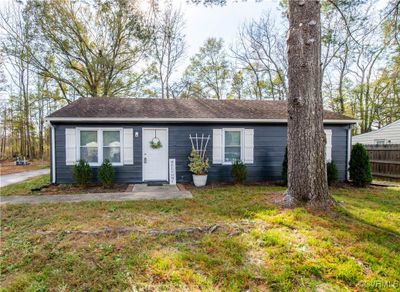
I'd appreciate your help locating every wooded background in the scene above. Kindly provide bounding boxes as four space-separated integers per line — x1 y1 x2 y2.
0 0 399 160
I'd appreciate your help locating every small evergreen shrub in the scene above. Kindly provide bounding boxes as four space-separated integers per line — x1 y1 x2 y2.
188 149 209 175
231 160 247 184
98 159 115 187
349 143 372 187
327 161 338 186
72 159 92 187
282 146 288 186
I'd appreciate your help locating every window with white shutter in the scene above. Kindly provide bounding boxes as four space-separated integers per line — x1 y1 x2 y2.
72 128 127 166
213 128 255 165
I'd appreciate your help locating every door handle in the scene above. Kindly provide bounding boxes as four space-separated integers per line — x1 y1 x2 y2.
144 156 147 164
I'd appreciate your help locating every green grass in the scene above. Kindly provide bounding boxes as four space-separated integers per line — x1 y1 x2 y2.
0 175 50 196
1 185 399 291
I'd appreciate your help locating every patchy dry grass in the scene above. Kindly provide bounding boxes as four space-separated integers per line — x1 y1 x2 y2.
1 185 399 291
0 175 50 196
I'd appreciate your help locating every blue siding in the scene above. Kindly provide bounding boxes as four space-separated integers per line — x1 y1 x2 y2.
52 123 350 184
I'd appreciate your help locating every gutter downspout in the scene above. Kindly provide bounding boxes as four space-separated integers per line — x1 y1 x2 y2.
50 123 56 184
347 126 353 181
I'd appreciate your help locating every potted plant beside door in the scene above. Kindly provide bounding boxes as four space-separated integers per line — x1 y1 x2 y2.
188 149 209 187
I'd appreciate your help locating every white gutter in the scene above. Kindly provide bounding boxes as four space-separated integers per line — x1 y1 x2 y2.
347 127 352 181
45 117 357 124
51 125 56 184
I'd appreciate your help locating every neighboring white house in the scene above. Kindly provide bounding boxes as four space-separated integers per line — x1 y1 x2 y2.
353 119 400 145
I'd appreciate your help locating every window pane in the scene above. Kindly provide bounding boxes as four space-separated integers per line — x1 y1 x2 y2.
225 146 241 162
103 147 121 163
225 131 241 146
80 147 98 163
103 131 120 147
80 131 97 147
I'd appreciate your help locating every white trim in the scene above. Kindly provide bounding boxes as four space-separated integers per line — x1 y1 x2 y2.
222 128 244 165
46 117 357 124
51 125 56 184
243 128 254 164
123 128 134 165
76 127 124 166
347 127 352 181
142 128 169 182
324 129 332 163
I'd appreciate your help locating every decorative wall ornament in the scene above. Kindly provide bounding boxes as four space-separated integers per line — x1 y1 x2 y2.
150 130 163 149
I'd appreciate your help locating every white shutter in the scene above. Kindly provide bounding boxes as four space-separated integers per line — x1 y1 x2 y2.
325 129 332 162
244 129 254 164
65 128 76 165
212 129 223 164
123 128 134 165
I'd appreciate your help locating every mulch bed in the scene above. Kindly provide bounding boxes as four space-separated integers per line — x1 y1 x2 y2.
34 183 128 195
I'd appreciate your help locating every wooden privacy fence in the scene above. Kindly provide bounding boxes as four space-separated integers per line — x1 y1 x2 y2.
363 144 400 179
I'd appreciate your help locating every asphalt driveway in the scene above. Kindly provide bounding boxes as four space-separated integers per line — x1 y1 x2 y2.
0 169 50 188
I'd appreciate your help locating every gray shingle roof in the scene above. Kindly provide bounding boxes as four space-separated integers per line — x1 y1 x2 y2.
47 97 355 122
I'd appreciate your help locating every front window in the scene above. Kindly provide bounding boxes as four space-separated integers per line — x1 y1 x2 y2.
80 131 98 163
78 129 122 165
224 130 242 163
103 131 121 163
375 139 385 145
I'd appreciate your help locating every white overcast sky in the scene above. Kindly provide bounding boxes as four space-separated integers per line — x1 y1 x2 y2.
171 0 282 74
169 0 388 76
0 0 389 98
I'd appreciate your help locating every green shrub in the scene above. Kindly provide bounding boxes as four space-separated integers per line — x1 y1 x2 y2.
327 161 338 186
282 146 288 186
231 160 247 184
188 149 209 175
72 159 92 187
349 143 372 187
98 159 115 187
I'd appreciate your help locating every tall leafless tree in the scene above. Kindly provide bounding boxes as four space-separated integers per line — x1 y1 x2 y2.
231 12 287 100
150 2 186 99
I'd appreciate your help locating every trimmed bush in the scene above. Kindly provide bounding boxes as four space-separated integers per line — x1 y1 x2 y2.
349 143 372 187
98 159 115 187
282 146 288 186
327 161 338 186
72 159 92 187
231 160 247 184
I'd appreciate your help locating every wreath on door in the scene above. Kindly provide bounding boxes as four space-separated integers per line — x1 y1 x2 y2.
150 129 163 149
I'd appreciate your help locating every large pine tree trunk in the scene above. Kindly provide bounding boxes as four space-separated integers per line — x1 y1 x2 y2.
284 0 333 209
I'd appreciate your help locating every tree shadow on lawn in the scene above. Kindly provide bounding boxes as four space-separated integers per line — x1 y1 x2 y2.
2 185 399 290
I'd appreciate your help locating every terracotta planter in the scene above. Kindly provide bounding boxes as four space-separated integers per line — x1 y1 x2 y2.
193 174 207 187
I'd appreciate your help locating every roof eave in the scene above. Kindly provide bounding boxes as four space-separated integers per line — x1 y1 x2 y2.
45 117 357 124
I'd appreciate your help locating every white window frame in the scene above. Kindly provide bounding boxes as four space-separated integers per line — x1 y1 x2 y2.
76 128 124 166
222 128 244 165
374 139 385 145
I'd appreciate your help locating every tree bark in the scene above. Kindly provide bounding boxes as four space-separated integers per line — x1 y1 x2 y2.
284 0 333 210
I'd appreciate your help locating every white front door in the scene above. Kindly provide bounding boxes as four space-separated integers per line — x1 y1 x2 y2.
143 128 168 181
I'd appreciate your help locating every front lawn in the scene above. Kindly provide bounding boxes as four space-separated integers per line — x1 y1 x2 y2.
0 175 128 196
1 185 399 290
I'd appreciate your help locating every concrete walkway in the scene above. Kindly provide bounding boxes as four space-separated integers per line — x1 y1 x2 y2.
0 169 50 188
0 184 192 205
